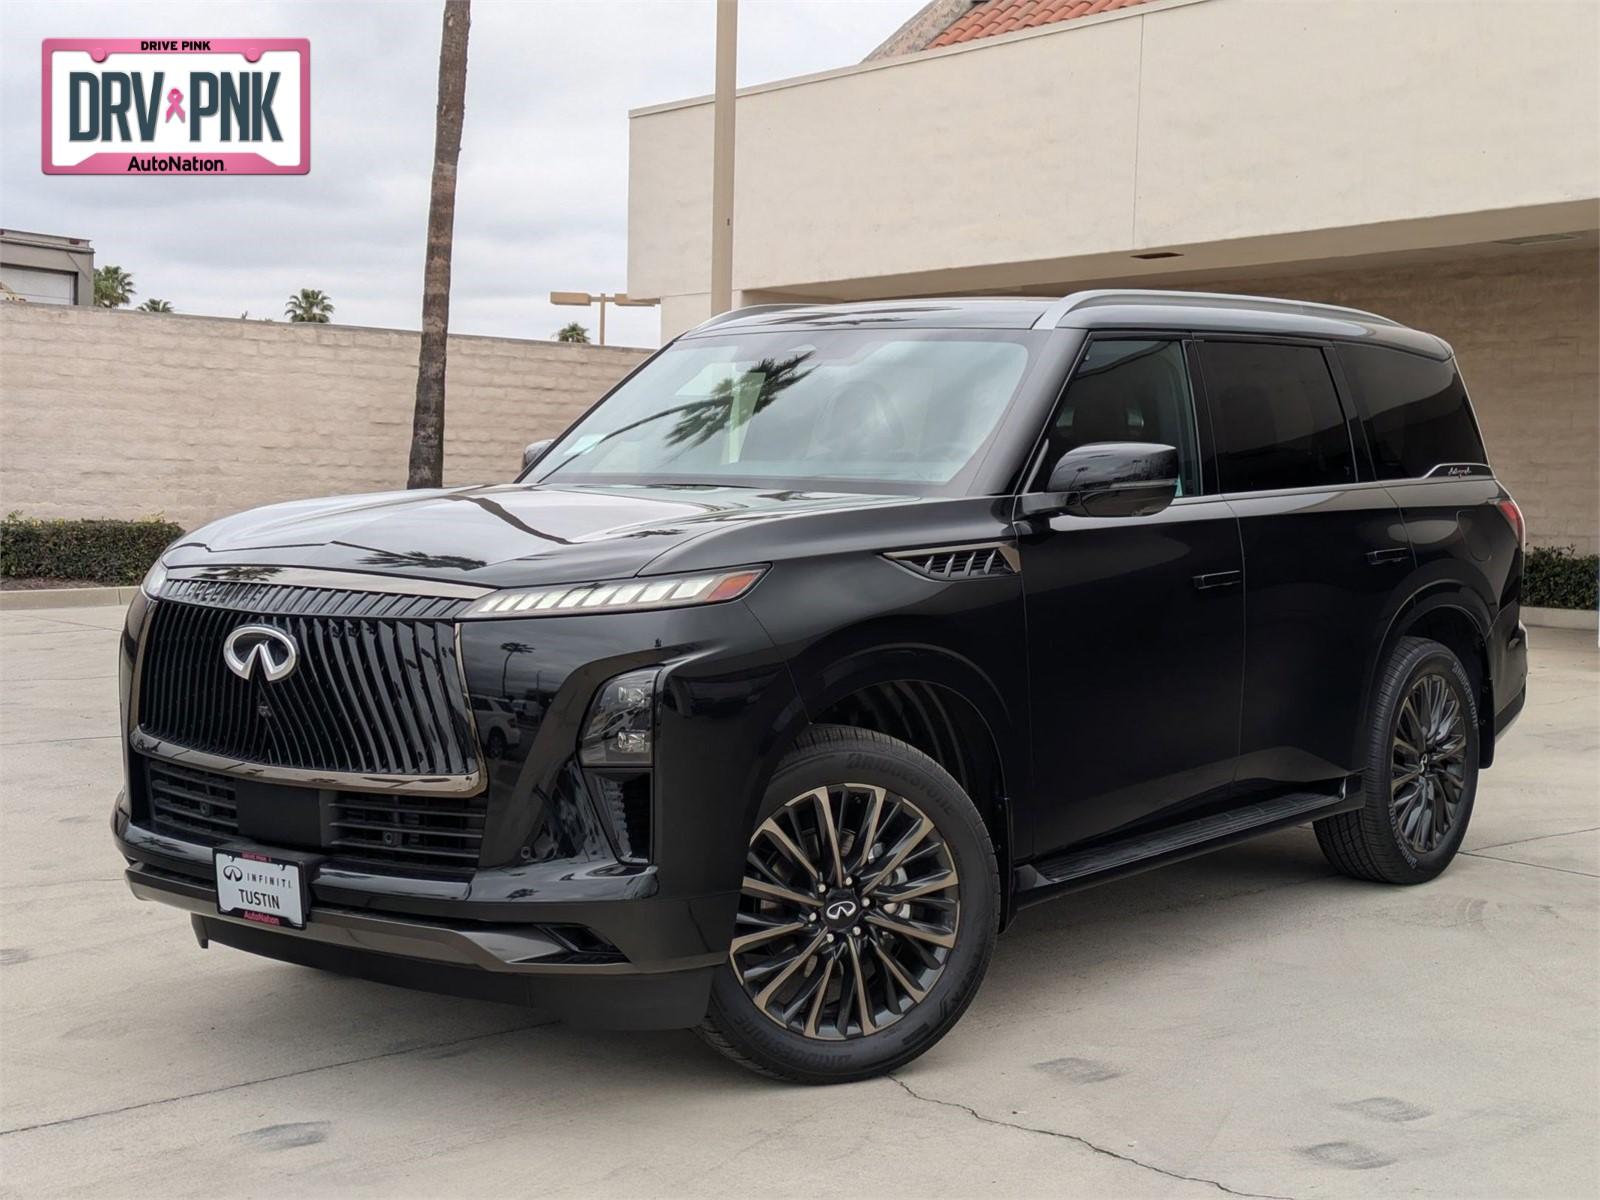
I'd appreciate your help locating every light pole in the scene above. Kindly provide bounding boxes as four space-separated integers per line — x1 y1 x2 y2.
549 291 657 346
710 0 738 316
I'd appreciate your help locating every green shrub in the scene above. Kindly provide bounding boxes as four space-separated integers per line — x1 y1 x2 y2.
0 515 184 585
1525 545 1598 611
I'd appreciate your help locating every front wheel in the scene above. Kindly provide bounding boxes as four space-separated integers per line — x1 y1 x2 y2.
1316 636 1480 884
698 725 998 1083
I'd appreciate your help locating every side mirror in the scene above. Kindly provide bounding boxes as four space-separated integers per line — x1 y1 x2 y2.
1018 442 1179 520
521 439 553 472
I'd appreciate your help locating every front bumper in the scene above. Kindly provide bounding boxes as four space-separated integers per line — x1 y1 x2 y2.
116 812 725 1030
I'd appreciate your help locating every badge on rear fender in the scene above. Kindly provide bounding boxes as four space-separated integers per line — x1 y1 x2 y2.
42 39 310 175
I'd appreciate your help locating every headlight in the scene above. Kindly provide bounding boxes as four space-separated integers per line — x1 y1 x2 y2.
462 566 765 619
140 558 169 599
580 668 659 767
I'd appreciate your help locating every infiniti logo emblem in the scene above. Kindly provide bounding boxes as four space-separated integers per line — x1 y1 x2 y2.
223 625 299 683
824 899 858 923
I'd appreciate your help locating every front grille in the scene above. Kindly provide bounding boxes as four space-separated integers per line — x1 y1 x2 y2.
327 792 487 870
143 759 485 874
138 599 479 779
148 760 240 843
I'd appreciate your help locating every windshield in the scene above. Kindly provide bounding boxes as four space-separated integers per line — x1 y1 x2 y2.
532 329 1036 493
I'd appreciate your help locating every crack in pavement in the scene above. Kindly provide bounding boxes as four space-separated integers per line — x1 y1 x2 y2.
1459 851 1597 879
887 1076 1296 1200
1467 825 1599 853
0 1020 556 1137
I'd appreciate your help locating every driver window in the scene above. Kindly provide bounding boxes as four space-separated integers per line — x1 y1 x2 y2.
1038 339 1202 497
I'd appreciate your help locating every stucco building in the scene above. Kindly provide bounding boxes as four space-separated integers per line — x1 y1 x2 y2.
626 0 1599 554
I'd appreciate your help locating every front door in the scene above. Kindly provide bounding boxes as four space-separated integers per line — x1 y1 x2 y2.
1019 338 1244 855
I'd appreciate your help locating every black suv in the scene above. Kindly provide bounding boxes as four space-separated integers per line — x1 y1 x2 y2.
115 292 1527 1083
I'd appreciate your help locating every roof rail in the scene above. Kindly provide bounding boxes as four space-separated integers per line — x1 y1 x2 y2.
1034 289 1399 330
687 303 807 334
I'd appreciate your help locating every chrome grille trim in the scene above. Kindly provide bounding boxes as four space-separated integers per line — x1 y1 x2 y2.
132 731 484 795
163 565 491 600
160 577 473 620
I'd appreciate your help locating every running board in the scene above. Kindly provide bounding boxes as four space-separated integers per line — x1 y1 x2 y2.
1014 790 1356 907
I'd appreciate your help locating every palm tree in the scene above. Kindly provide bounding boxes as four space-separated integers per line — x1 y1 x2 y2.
285 289 334 322
94 265 135 308
137 298 174 313
556 321 589 343
407 0 472 490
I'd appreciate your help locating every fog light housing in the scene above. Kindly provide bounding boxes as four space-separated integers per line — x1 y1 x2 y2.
580 668 660 767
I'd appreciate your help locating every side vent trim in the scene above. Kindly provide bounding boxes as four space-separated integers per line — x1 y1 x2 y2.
885 542 1019 581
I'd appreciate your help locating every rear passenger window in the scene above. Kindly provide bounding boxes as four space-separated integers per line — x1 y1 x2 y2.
1339 344 1486 479
1200 341 1355 493
1042 339 1202 498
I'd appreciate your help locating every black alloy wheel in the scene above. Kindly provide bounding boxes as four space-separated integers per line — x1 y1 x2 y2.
1316 636 1480 884
1390 672 1469 854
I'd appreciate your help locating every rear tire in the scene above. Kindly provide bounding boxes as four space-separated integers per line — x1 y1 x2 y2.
699 724 998 1084
1315 636 1479 884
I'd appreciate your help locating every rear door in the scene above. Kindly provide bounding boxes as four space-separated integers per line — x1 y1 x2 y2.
1019 337 1244 854
1194 338 1412 795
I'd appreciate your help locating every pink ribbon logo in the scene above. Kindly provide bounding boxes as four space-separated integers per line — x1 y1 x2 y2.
164 88 185 123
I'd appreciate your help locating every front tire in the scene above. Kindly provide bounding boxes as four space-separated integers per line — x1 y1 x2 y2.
1316 636 1480 884
699 725 998 1083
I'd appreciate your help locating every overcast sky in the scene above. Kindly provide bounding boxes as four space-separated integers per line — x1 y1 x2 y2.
1 0 921 347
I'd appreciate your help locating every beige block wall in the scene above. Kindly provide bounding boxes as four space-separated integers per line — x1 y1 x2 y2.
0 305 647 532
1189 248 1599 557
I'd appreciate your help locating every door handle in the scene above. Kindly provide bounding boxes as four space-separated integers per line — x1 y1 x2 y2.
1366 547 1410 566
1192 569 1242 590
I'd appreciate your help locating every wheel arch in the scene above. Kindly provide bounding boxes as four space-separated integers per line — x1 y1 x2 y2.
778 647 1022 928
1369 585 1497 768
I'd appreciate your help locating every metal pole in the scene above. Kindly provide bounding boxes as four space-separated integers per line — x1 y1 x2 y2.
709 0 737 316
598 294 607 346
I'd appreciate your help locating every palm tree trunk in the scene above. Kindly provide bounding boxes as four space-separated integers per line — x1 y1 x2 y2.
407 0 471 489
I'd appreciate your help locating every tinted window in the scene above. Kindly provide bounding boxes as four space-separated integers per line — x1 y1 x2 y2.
1201 341 1354 492
1039 339 1202 497
1340 345 1485 479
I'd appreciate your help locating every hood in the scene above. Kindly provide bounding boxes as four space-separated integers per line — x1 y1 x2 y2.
168 483 917 587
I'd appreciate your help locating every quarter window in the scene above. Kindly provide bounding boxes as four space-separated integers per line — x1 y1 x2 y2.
1200 341 1355 493
1039 339 1202 498
1339 344 1486 479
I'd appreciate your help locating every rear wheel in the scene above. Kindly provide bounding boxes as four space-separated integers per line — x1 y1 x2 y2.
1316 636 1479 884
699 725 998 1083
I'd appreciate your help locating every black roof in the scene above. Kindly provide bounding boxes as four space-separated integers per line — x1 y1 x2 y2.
685 290 1451 358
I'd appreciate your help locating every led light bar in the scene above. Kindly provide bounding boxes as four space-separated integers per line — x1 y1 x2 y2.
462 566 766 619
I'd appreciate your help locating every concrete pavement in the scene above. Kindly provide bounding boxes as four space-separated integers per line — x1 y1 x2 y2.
1 604 1595 1198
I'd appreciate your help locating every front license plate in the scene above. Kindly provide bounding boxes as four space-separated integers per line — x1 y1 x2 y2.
214 849 307 929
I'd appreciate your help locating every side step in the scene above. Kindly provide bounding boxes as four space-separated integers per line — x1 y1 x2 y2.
1014 790 1356 908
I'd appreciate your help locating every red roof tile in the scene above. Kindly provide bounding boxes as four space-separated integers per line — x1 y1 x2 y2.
927 0 1150 49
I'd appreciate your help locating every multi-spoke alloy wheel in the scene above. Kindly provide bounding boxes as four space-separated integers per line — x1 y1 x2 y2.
1315 636 1479 886
1390 672 1468 854
732 783 960 1040
700 725 996 1082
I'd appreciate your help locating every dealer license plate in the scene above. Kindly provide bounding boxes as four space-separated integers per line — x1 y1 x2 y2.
214 849 308 929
